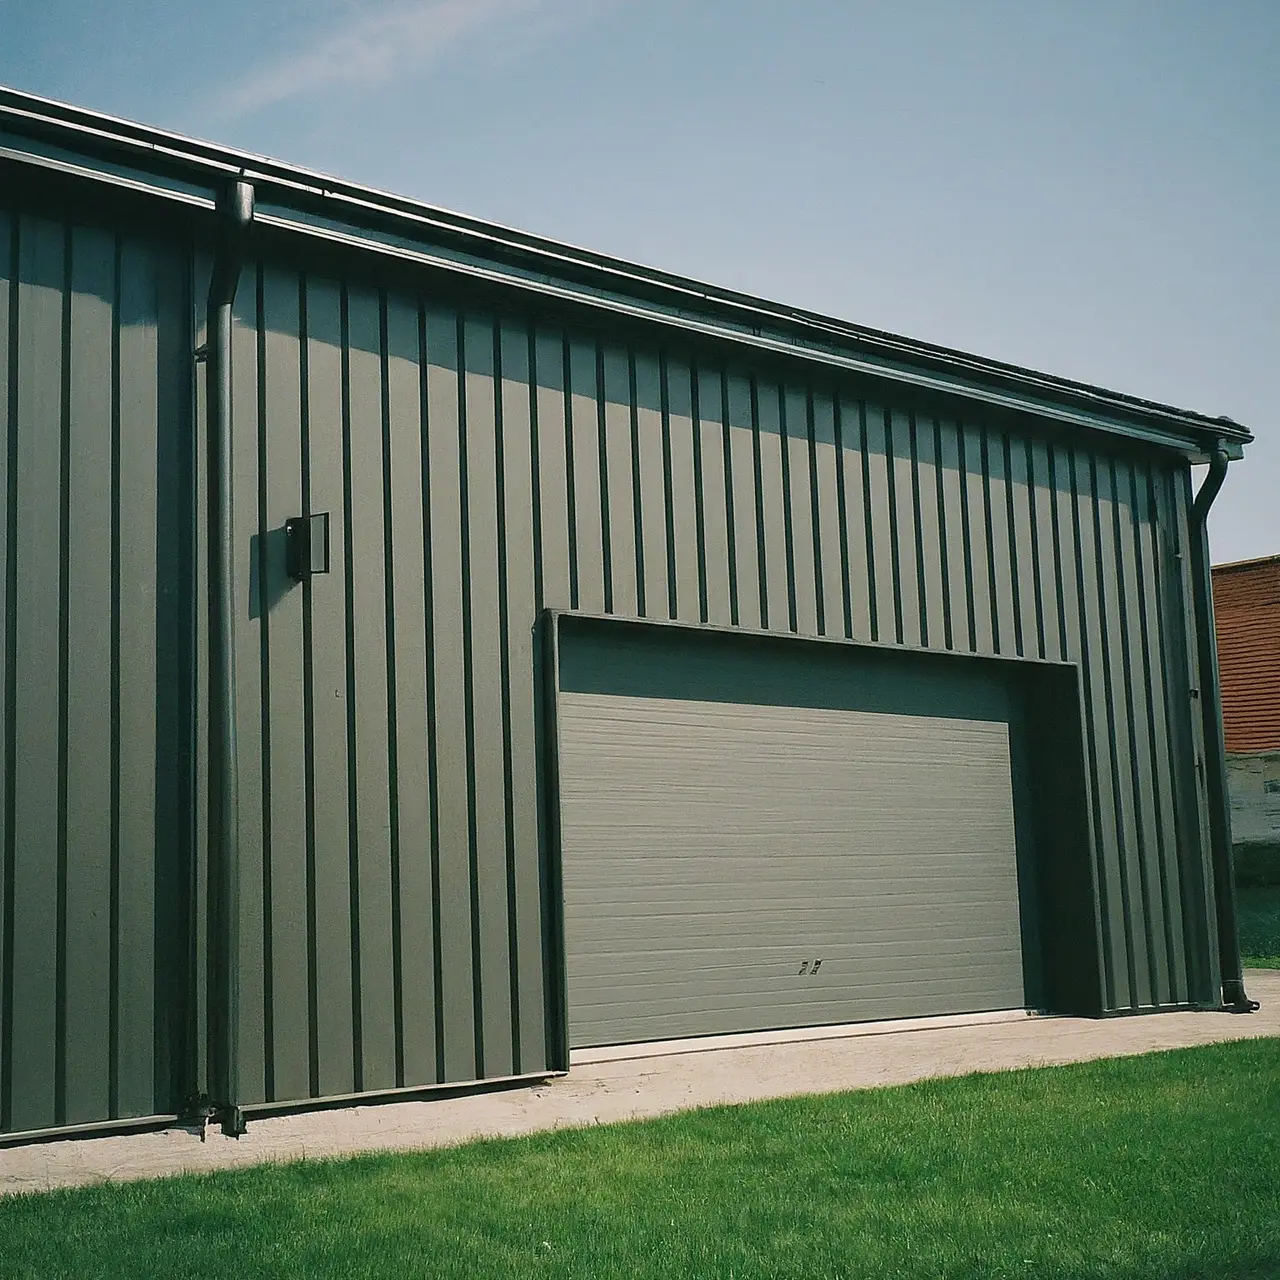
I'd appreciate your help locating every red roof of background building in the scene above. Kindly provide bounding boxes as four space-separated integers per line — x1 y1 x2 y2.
1212 554 1280 754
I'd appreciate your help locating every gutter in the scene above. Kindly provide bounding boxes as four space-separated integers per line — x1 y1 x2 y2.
1189 446 1259 1013
0 86 1255 462
205 178 254 1134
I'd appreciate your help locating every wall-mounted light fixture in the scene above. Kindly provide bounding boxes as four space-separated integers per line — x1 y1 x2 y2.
285 512 331 583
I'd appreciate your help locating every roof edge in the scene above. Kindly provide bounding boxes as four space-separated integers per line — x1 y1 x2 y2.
1212 553 1280 573
0 84 1255 457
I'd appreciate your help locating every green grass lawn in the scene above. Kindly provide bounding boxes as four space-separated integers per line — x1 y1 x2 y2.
1240 884 1280 968
2 1040 1278 1280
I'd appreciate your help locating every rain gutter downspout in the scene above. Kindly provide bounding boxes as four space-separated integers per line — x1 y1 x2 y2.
1189 445 1258 1013
206 178 254 1134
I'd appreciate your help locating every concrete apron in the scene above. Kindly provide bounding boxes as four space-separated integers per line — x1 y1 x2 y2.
3 969 1277 1197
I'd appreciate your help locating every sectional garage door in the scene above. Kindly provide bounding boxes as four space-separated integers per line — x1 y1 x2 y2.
559 692 1027 1049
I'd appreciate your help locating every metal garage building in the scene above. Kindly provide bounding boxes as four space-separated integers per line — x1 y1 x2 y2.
0 87 1256 1142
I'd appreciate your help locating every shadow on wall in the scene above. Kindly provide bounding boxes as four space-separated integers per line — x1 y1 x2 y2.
249 526 294 619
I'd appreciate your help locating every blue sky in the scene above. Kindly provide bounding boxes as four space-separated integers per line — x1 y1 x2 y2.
2 0 1275 562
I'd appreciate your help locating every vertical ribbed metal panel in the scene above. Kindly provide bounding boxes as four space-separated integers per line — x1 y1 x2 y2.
0 185 1223 1135
223 254 1217 1110
0 208 193 1135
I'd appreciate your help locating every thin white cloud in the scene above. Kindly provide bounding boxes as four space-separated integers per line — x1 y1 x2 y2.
224 0 558 116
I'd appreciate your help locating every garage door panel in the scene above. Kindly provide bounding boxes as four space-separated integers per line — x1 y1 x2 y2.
560 691 1026 1048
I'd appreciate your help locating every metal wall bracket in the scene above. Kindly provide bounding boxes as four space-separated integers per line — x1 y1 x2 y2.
285 512 331 582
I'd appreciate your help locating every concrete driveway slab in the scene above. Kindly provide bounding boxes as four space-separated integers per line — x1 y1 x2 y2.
3 969 1276 1197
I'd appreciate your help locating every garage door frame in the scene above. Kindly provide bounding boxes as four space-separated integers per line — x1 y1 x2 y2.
538 610 1102 1071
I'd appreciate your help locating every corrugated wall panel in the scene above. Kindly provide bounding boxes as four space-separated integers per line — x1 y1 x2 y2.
303 275 357 1099
695 365 731 628
0 212 10 1131
424 302 478 1083
0 208 192 1136
1 209 1226 1133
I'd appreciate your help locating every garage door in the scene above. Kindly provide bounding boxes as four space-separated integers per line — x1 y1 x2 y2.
559 693 1026 1048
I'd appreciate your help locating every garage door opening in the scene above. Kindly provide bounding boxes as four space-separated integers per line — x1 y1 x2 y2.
546 614 1099 1055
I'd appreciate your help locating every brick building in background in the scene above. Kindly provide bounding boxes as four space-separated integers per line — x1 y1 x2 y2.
1212 554 1280 854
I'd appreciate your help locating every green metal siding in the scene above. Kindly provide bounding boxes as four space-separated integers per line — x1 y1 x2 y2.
0 187 1220 1135
0 209 193 1136
223 252 1213 1098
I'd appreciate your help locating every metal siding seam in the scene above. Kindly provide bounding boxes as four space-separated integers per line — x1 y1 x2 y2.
720 370 740 628
1099 457 1148 1006
601 342 638 618
701 366 732 629
561 335 578 611
955 422 977 652
664 356 700 623
388 292 438 1081
748 375 770 629
349 288 397 1091
502 317 545 1072
116 238 161 1117
811 391 844 639
832 396 853 638
785 384 816 636
339 282 364 1091
1046 445 1070 660
658 350 677 619
378 291 405 1086
1174 469 1219 995
1081 451 1134 1008
593 341 613 613
1110 458 1161 1004
1065 445 1117 1010
456 312 486 1078
11 216 64 1131
694 364 732 628
687 361 708 623
1024 439 1048 660
0 209 13 1132
883 407 904 645
937 419 968 654
1049 441 1106 990
865 405 896 645
569 336 605 615
464 313 514 1079
631 351 666 619
806 390 825 635
162 244 197 1116
532 328 569 611
418 302 446 1083
1129 463 1182 1001
263 265 318 1095
908 411 929 649
628 348 648 618
1155 468 1210 998
62 226 117 1124
978 427 1002 653
1003 435 1025 656
303 277 355 1098
776 385 798 632
890 409 921 648
107 233 121 1117
493 320 521 1073
1026 441 1051 660
527 327 545 611
55 222 71 1126
298 273 320 1096
254 263 275 1100
858 400 879 643
933 418 954 651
